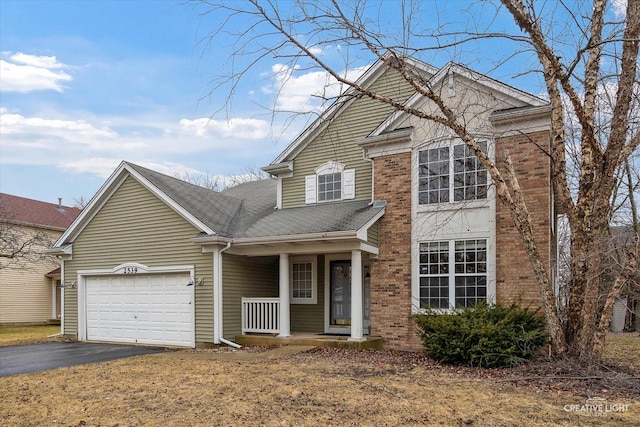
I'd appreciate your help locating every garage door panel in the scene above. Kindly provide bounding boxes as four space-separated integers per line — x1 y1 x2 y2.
85 273 193 347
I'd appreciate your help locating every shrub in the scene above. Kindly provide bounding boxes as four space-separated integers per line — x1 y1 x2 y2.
414 301 548 368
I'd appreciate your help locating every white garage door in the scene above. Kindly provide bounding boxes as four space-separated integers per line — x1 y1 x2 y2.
85 273 194 347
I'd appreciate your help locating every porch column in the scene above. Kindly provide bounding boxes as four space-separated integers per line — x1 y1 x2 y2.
278 253 291 337
349 249 365 341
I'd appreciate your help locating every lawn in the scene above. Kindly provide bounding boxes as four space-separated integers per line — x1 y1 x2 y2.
0 324 61 346
1 333 638 426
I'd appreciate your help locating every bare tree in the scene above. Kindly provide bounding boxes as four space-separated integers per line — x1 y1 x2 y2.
193 0 639 362
0 201 55 271
175 166 268 191
73 196 90 209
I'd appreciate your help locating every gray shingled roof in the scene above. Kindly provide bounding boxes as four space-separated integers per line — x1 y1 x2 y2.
235 200 383 239
127 162 243 236
127 162 384 240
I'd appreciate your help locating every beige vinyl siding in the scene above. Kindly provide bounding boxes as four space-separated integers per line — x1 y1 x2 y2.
367 222 379 247
282 69 414 208
222 255 278 339
0 226 62 323
290 255 325 332
62 176 214 343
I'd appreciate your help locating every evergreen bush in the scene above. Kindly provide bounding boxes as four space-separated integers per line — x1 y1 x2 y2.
414 301 548 368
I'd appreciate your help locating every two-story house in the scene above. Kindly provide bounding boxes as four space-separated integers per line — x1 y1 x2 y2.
48 55 555 350
1 193 81 324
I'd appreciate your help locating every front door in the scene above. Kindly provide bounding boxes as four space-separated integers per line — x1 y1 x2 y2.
330 260 351 327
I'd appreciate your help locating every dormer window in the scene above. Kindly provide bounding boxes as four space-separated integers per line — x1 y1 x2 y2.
305 161 355 204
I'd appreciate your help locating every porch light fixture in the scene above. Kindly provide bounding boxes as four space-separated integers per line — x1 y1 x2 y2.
186 277 205 287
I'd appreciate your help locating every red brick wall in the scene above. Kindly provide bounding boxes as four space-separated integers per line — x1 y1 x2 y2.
369 152 422 351
495 130 552 308
369 130 552 350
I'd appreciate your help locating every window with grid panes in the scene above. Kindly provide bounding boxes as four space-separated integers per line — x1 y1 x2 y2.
318 172 342 201
419 141 488 205
292 262 313 299
419 239 487 309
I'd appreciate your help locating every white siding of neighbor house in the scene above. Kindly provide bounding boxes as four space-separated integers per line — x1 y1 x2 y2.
0 226 62 323
62 175 215 343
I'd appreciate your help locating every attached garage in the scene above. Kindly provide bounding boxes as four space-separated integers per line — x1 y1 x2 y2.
78 265 196 348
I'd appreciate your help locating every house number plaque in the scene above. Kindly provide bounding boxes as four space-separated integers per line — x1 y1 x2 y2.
123 267 138 274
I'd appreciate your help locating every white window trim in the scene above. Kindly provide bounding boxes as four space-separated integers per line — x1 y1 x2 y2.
412 237 496 314
416 139 492 210
290 255 317 304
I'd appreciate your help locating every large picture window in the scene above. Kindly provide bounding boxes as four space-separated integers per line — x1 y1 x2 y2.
419 141 488 205
419 239 487 309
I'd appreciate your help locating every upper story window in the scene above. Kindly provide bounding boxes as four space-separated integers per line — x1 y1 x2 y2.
305 161 355 204
318 172 342 201
418 141 488 205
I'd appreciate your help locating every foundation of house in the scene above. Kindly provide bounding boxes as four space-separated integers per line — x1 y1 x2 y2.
234 332 384 350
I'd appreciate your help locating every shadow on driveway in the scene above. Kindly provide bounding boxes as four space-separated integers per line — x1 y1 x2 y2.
0 342 169 377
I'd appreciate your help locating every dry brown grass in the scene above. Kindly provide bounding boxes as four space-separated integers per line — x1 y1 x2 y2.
0 325 61 346
604 333 640 370
1 336 639 426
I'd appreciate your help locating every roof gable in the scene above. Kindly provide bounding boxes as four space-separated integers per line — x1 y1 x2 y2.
0 193 81 231
53 161 244 247
266 56 548 165
371 62 548 136
266 53 439 167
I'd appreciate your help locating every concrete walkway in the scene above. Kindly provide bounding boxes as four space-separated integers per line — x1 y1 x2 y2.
156 345 316 362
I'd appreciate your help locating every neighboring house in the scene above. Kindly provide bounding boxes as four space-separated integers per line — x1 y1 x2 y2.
49 55 555 349
608 226 639 332
0 193 81 324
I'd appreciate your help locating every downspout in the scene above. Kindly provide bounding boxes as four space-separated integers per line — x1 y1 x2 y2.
214 241 242 349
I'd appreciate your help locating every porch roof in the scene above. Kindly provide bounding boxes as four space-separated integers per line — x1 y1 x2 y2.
231 199 385 239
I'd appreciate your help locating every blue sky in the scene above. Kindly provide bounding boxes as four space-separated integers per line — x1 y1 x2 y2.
0 0 629 207
0 0 306 206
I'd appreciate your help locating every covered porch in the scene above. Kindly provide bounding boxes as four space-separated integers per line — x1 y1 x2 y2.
191 198 386 348
236 248 377 344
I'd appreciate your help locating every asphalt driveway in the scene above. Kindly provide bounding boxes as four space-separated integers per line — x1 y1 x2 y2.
0 342 168 377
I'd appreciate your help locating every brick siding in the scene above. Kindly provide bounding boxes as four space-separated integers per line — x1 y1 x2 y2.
369 129 552 350
495 130 552 308
370 152 422 351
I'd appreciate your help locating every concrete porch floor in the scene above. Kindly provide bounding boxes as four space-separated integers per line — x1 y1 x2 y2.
235 332 383 350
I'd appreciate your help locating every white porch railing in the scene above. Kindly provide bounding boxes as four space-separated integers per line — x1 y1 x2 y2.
241 297 280 334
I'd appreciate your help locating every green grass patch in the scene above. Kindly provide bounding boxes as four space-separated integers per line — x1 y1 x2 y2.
0 324 61 346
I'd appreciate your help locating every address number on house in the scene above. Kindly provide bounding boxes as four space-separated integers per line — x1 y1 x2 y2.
123 267 138 274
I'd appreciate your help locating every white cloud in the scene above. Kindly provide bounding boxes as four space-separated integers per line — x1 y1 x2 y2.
0 108 284 183
179 117 270 140
60 158 200 179
0 52 72 92
611 0 627 17
60 157 123 178
264 63 369 113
